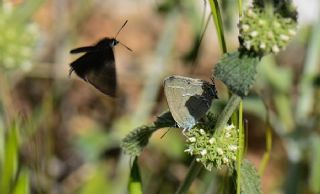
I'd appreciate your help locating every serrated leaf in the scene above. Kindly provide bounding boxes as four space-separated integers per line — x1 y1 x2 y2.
121 111 176 156
153 110 176 128
240 160 262 194
214 52 259 96
121 125 156 156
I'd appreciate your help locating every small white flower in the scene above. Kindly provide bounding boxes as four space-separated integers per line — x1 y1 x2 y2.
260 43 266 49
241 24 250 32
288 29 296 36
250 31 258 37
225 124 235 131
199 129 206 135
280 34 290 41
272 45 280 53
188 137 196 142
209 137 216 144
231 156 237 161
225 132 231 138
229 145 238 151
196 158 201 162
200 149 207 156
184 148 193 154
244 41 251 50
217 148 224 155
223 157 229 163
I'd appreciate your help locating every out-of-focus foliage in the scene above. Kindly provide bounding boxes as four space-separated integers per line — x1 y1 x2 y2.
0 2 40 72
239 160 262 194
0 122 30 194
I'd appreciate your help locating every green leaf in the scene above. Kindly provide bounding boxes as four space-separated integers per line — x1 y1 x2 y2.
0 122 20 194
128 158 143 194
240 160 262 194
12 169 30 194
121 125 156 156
208 0 227 53
214 51 259 96
121 111 176 156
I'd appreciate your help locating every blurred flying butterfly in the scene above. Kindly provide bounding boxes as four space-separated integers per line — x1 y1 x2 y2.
164 75 218 130
69 20 131 97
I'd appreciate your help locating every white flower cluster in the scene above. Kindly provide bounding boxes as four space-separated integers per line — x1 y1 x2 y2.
184 124 239 171
239 7 297 55
0 2 39 71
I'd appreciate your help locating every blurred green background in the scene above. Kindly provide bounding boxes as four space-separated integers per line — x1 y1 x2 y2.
0 0 319 193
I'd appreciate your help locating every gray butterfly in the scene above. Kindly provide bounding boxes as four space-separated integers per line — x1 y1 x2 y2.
164 75 218 130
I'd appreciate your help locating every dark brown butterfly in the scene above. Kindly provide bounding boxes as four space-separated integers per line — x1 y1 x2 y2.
69 20 131 97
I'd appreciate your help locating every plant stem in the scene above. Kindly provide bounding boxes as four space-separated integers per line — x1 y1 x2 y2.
237 101 244 194
128 157 143 194
214 94 242 132
238 0 243 16
175 159 203 194
208 0 227 53
259 125 272 176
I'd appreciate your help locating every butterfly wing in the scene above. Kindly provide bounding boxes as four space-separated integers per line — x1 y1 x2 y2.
69 45 117 97
85 49 117 97
164 75 217 129
70 46 97 54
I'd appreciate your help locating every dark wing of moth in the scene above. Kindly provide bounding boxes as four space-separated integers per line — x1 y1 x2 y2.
69 46 117 97
70 46 97 54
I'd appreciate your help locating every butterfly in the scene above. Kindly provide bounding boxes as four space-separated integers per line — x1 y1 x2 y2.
69 20 131 97
164 75 218 130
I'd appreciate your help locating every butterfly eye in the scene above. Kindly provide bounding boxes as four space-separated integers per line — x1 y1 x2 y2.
111 39 119 47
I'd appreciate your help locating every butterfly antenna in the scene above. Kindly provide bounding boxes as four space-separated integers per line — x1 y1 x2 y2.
160 128 171 139
119 41 132 52
115 20 128 38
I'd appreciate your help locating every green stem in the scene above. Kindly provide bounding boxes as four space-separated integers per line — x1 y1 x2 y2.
259 125 272 176
208 0 227 53
128 157 143 194
175 159 203 194
239 101 244 160
238 0 243 16
214 94 242 132
237 101 244 194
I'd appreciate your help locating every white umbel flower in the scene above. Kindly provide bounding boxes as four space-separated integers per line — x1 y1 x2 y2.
199 129 206 135
200 149 207 156
209 137 216 144
188 137 196 142
217 148 224 155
